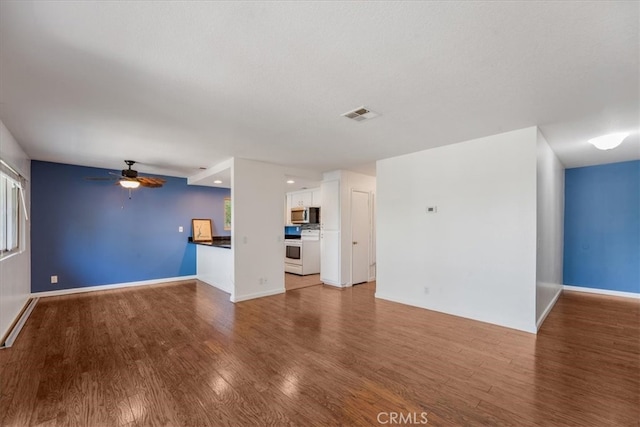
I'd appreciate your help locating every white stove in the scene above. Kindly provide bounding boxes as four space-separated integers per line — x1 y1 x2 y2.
285 230 320 275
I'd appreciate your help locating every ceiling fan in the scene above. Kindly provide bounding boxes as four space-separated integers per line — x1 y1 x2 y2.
86 160 166 189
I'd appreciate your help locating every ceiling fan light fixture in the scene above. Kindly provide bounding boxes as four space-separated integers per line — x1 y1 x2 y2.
120 180 140 189
588 132 629 150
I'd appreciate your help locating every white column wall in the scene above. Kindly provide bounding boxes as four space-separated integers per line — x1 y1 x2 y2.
535 129 565 328
376 127 538 333
231 158 285 302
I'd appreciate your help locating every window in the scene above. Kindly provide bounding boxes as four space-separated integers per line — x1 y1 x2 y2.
0 160 25 259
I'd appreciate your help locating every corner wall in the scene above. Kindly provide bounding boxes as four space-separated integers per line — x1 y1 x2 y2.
376 127 538 333
535 130 565 328
231 158 285 301
0 121 31 339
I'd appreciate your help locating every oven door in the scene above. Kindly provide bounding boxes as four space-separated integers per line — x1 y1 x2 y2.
285 242 302 265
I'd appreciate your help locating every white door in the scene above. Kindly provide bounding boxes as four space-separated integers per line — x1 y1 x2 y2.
351 190 370 285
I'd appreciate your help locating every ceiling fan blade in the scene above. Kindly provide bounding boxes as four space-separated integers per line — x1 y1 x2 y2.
137 177 165 188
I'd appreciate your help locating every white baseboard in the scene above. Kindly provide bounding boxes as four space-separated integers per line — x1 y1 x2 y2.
321 279 345 288
563 285 640 299
536 288 562 331
375 292 537 334
375 292 415 306
1 298 38 349
230 288 285 303
198 277 232 295
32 275 197 298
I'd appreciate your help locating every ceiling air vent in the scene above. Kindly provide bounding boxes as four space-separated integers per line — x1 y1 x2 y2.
341 106 379 122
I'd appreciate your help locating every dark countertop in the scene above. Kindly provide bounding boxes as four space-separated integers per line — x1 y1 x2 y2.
188 236 231 249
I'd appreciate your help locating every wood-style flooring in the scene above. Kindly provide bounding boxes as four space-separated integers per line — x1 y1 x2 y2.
284 273 322 291
0 281 638 426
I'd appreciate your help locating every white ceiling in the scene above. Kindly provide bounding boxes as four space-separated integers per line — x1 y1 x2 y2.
0 2 638 179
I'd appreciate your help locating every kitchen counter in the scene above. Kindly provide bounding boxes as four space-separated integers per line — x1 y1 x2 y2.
192 237 233 294
189 236 231 249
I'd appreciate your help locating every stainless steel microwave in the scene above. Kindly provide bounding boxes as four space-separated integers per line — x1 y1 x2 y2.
291 207 320 224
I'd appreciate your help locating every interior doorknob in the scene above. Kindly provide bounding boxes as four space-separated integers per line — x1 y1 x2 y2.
352 241 358 245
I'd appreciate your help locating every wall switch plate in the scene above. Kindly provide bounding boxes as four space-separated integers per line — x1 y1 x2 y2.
426 206 437 213
51 275 58 284
178 226 183 233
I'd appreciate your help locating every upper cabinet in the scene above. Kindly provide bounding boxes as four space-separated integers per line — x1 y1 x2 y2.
311 188 321 207
291 191 312 207
288 187 321 208
285 194 292 225
285 187 321 225
319 180 339 230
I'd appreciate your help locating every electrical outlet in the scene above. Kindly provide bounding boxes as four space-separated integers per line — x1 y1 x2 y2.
178 226 183 233
51 275 58 284
423 286 429 294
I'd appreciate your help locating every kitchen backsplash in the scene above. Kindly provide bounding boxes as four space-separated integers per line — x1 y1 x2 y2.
285 225 301 235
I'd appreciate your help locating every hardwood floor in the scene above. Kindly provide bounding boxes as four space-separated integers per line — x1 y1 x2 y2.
0 281 638 426
284 273 322 291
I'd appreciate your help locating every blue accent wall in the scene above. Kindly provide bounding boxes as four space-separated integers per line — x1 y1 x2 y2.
31 161 230 293
564 160 640 294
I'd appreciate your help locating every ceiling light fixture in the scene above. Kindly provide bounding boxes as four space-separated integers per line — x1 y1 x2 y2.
286 180 295 184
213 180 222 184
120 180 140 189
588 132 629 150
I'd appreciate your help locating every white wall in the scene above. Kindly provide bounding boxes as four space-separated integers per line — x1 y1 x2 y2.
0 121 31 340
376 127 538 333
536 129 564 328
231 158 285 302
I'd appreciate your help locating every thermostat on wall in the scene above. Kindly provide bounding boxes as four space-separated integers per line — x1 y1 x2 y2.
426 206 437 213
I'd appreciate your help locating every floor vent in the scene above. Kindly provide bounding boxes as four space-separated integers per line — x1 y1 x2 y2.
0 298 38 349
341 106 379 122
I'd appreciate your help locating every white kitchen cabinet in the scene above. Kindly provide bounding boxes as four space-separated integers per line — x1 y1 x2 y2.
320 179 341 285
320 230 340 285
291 191 312 207
320 180 340 230
311 188 321 207
285 194 292 224
286 187 321 211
